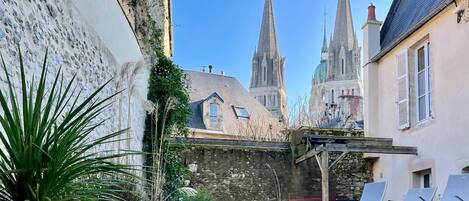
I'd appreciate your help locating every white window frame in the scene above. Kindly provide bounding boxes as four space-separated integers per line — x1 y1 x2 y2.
233 106 250 119
209 103 218 118
415 42 432 123
419 169 432 188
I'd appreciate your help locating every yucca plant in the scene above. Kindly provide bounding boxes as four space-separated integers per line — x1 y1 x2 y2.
0 47 138 200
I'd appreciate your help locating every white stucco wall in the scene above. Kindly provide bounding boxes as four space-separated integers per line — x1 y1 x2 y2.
0 0 149 185
365 2 469 200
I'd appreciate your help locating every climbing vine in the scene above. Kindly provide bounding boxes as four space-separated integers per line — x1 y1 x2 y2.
142 11 191 201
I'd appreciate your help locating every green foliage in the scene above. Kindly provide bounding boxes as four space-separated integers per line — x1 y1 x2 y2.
146 27 190 137
161 149 190 199
0 47 137 200
142 23 191 200
181 190 215 201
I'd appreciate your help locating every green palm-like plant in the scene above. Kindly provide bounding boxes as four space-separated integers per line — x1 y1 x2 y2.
0 48 138 200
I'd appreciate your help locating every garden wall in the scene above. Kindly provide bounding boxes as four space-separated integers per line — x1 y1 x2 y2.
175 138 373 201
0 0 151 179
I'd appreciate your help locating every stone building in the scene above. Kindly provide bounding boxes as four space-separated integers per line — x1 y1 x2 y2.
309 0 363 129
250 0 288 122
362 0 469 200
185 69 284 141
0 0 172 192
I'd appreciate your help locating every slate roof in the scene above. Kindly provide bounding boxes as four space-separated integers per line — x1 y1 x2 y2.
374 0 454 61
184 70 278 135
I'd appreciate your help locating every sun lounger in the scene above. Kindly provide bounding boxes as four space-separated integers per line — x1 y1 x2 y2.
403 188 436 201
359 182 387 201
440 175 469 201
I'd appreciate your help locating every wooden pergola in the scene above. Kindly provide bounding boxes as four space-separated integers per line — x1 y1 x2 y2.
291 128 418 201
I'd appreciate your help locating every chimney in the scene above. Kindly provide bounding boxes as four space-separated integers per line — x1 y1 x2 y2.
202 66 206 72
220 70 225 76
208 65 213 73
362 3 382 63
367 3 377 21
362 3 382 136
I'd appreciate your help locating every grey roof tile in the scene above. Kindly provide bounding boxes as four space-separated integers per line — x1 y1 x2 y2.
184 70 277 135
380 0 452 53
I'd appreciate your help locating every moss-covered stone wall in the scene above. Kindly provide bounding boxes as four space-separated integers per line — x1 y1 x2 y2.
176 135 373 201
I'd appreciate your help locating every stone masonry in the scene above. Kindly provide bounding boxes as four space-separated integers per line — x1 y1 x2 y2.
0 0 158 189
175 133 373 201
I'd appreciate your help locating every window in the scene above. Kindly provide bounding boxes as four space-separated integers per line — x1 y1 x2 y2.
415 43 432 123
331 89 335 103
341 90 344 96
209 103 218 118
233 106 250 118
263 95 267 106
413 169 432 188
341 59 345 74
263 66 267 82
423 173 431 188
352 89 355 96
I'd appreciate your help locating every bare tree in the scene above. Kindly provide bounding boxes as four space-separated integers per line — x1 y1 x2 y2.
234 115 287 142
289 95 315 129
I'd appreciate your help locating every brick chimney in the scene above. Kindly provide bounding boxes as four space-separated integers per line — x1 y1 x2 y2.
368 3 377 21
362 3 382 63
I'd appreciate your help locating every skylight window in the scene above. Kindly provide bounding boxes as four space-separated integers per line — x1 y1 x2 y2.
233 106 250 118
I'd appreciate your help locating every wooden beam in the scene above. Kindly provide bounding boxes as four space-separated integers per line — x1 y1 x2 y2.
328 151 349 170
301 135 393 147
321 151 329 201
295 146 323 164
320 144 418 155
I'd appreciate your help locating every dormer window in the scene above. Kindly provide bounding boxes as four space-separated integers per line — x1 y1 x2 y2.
202 92 224 131
233 106 250 118
209 103 218 118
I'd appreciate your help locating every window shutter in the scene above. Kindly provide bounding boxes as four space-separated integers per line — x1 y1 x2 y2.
397 50 410 129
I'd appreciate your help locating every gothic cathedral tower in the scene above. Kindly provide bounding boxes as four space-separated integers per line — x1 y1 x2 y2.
309 0 363 128
250 0 287 122
328 0 361 81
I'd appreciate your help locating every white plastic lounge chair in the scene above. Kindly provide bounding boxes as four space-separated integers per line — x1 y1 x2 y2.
441 175 469 201
359 182 387 201
403 188 437 201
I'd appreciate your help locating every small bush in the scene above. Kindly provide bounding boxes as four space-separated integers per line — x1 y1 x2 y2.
182 190 215 201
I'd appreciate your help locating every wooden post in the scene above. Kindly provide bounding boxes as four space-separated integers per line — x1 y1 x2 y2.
321 151 329 201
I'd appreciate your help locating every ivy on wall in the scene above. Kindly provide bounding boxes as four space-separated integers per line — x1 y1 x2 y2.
142 21 191 201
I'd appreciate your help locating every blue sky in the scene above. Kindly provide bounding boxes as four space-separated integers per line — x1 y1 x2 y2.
172 0 392 106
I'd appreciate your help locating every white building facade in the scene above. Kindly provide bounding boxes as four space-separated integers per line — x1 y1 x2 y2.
362 0 469 200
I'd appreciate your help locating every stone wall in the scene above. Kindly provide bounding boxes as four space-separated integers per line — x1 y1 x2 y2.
118 0 173 57
0 0 162 188
176 137 372 201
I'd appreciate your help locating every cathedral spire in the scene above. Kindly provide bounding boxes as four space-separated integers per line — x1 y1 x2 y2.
257 0 279 57
321 12 328 53
332 0 356 50
250 0 287 121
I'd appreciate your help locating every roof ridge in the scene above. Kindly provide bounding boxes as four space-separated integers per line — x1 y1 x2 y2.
184 69 236 79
